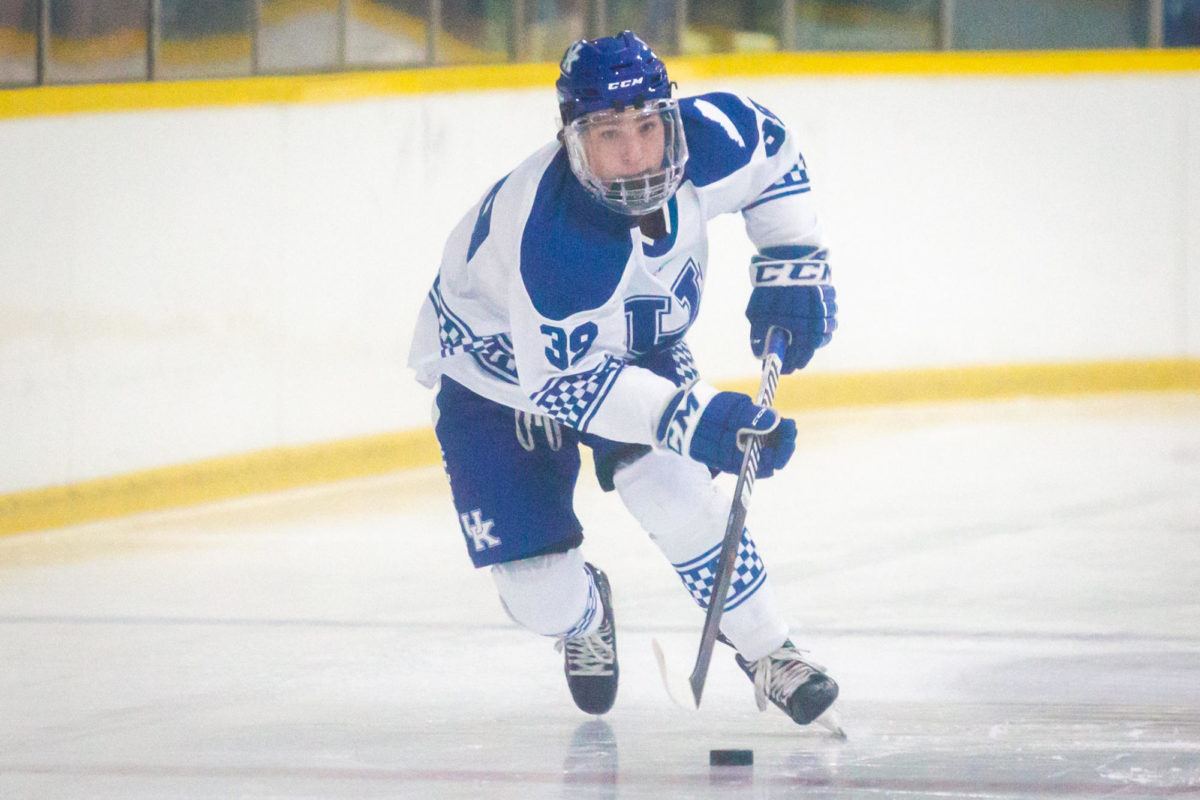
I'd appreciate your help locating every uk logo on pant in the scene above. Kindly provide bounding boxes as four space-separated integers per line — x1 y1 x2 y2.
460 509 500 552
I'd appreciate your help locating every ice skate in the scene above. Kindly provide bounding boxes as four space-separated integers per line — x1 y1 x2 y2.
556 563 618 715
735 639 838 726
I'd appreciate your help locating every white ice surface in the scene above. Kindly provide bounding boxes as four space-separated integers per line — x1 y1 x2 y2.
2 393 1199 799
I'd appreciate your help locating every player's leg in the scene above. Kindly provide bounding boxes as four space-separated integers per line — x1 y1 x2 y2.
434 377 617 714
491 552 618 714
608 447 837 724
605 448 784 657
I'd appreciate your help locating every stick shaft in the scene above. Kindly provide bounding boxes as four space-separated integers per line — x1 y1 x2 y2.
688 326 789 706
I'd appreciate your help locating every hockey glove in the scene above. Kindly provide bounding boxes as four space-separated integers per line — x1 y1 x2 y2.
746 244 837 374
656 381 797 478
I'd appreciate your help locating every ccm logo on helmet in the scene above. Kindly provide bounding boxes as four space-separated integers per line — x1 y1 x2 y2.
607 77 644 90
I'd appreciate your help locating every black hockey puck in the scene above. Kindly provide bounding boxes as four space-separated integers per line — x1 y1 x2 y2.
709 749 753 766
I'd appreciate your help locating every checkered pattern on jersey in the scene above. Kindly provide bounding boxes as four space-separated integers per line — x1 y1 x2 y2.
531 356 624 432
743 157 812 211
673 528 767 612
632 339 699 387
429 278 519 385
668 340 699 385
471 334 518 384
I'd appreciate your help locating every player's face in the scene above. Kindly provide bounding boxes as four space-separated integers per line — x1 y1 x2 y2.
562 97 687 216
581 108 667 181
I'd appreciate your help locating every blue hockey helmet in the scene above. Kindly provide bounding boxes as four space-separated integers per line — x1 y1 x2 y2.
556 32 687 216
556 31 673 124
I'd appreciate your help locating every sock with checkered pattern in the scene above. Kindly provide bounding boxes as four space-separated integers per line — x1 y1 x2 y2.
612 450 788 661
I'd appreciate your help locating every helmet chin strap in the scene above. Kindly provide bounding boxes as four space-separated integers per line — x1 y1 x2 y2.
637 205 669 239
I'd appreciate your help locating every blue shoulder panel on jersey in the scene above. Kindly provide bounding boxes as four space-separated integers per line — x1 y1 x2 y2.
520 149 634 321
680 92 763 188
467 173 510 263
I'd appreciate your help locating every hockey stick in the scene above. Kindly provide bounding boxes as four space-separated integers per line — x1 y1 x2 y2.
651 324 845 736
687 324 790 707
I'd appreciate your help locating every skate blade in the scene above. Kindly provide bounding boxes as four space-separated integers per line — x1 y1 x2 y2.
814 706 847 740
651 638 699 711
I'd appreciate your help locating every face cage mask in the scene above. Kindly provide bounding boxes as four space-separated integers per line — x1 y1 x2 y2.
562 98 689 217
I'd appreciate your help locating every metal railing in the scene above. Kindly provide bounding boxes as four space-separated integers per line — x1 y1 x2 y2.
1 0 1191 89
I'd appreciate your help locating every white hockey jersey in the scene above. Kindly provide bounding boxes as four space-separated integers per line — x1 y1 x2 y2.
408 91 828 446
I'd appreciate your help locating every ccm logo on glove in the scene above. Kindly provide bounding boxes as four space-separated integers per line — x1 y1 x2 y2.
662 388 702 455
752 259 830 285
746 244 837 374
656 381 797 478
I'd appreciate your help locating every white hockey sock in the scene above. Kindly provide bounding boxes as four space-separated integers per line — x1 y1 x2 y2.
491 549 603 638
613 451 788 661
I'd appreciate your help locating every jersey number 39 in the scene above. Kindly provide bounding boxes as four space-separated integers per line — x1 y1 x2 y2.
541 322 598 369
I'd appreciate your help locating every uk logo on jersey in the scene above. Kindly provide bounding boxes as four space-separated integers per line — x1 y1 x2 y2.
460 509 500 552
624 257 703 357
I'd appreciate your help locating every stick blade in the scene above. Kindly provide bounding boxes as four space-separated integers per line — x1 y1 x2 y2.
688 670 705 707
651 638 699 711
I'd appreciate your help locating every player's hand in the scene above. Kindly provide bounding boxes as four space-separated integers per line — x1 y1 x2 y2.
746 245 837 374
656 382 797 477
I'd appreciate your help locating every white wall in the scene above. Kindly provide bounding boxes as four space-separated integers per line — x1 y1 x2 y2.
2 70 1197 493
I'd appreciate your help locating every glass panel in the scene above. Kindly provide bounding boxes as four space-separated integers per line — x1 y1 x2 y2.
260 0 341 73
1164 0 1200 46
45 0 149 84
952 0 1150 50
525 0 589 63
607 0 682 55
793 0 939 51
345 0 426 67
158 0 253 80
439 0 511 64
687 0 784 53
0 0 37 86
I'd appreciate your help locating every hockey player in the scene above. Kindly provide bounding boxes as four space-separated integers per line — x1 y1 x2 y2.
408 31 838 725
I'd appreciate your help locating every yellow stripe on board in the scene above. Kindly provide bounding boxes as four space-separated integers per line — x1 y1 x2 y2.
735 358 1200 411
2 359 1197 538
3 48 1198 121
0 428 438 539
0 63 561 120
